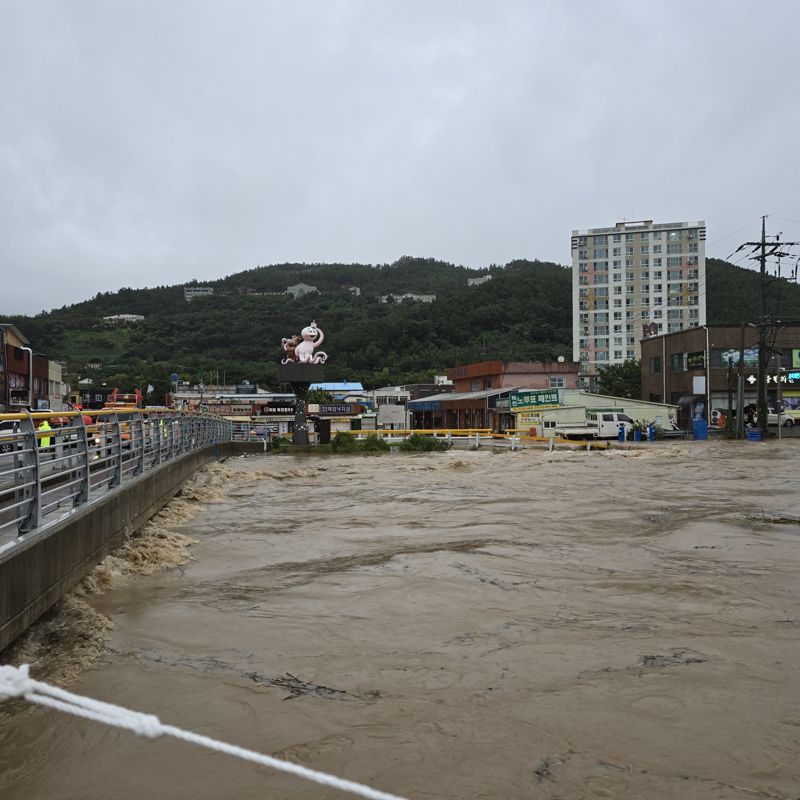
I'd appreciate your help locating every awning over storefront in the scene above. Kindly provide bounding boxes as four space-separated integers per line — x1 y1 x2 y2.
406 386 523 411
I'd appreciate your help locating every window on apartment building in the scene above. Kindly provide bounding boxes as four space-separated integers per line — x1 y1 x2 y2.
594 234 607 244
579 288 589 297
549 376 566 389
641 284 650 294
625 323 634 332
594 274 608 284
653 257 662 266
625 271 634 281
652 283 662 292
594 249 608 258
668 322 684 332
650 356 662 374
666 257 682 267
627 349 636 359
641 297 650 306
483 378 492 389
579 249 588 259
626 285 635 294
626 298 635 306
670 353 685 371
687 229 698 239
612 233 621 242
595 325 609 334
595 312 609 322
626 336 635 345
640 260 649 269
580 352 589 361
613 286 622 295
578 264 588 272
667 310 683 320
614 350 623 359
612 260 621 268
613 272 622 282
613 299 622 308
688 243 698 253
641 309 650 319
640 270 650 280
579 236 587 246
613 324 622 333
640 231 649 241
653 244 662 254
652 230 662 239
667 297 682 307
667 230 681 241
653 309 663 319
597 351 609 361
579 338 588 347
625 233 635 242
687 255 698 265
666 270 682 281
614 336 623 345
667 243 682 254
688 308 699 319
596 300 609 309
640 246 649 255
653 297 663 305
612 247 621 257
625 258 634 268
595 287 609 297
624 246 634 256
579 313 589 322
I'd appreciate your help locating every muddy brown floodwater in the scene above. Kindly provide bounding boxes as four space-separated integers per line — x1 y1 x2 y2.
1 443 800 800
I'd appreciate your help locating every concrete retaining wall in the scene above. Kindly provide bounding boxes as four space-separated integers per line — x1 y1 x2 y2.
0 441 264 652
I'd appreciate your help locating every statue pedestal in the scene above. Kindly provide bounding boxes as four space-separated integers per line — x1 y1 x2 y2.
277 363 325 446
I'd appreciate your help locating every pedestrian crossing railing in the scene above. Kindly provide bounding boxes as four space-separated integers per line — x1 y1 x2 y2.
0 409 232 543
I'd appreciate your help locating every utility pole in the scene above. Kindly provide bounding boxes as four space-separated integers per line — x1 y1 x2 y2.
757 216 768 437
734 216 799 438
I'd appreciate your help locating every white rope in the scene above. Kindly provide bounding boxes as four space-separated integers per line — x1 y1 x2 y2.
0 664 408 800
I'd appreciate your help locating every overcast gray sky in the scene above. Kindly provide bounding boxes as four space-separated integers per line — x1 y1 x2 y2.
2 0 799 315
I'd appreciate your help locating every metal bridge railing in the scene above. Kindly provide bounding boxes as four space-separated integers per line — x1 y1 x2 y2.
0 409 233 547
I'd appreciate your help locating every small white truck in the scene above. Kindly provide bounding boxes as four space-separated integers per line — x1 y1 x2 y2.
553 411 634 440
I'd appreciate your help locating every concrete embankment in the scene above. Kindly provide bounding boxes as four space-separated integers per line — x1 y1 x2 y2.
0 441 263 651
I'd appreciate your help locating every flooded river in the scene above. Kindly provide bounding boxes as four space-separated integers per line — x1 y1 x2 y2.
1 443 799 799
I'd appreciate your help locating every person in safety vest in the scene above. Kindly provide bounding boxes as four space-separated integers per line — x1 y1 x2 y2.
37 418 52 448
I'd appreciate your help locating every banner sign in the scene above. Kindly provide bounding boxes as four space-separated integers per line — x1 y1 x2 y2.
686 351 705 369
721 348 759 367
207 403 254 415
509 389 560 411
319 404 358 416
260 401 295 414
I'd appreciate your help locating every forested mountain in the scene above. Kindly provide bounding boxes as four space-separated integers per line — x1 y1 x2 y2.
5 256 800 397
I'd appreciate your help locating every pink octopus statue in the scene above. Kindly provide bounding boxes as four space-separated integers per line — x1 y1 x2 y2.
282 321 328 364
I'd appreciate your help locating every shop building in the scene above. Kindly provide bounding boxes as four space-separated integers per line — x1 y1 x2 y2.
502 389 678 437
640 323 800 427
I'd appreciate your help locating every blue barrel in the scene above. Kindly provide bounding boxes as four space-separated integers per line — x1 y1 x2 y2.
746 428 762 442
692 419 708 440
647 425 655 442
633 429 642 442
618 424 625 442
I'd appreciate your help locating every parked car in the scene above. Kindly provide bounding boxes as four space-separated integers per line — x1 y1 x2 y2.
766 407 794 427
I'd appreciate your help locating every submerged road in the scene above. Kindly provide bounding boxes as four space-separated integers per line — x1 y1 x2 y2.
1 443 799 799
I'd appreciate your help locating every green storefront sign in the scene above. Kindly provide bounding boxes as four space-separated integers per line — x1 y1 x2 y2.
509 389 560 411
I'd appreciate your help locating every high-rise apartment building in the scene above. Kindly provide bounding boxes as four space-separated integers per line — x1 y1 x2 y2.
571 219 706 390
